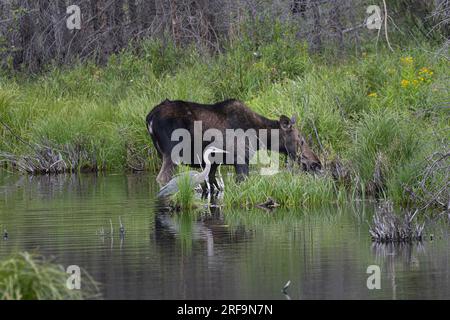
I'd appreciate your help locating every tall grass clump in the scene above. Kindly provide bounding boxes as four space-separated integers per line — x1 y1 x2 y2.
348 109 423 197
224 172 346 209
0 252 100 300
170 166 201 211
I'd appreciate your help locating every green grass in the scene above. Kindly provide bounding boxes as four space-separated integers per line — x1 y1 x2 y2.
0 33 448 208
224 172 349 209
348 109 422 193
171 166 201 211
0 252 100 300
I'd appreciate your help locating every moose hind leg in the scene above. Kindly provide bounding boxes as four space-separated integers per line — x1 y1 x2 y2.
156 156 176 186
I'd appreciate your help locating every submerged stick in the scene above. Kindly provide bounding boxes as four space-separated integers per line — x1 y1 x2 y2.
119 216 125 237
282 280 291 294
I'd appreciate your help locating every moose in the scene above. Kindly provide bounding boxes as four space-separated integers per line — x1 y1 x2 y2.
146 99 321 190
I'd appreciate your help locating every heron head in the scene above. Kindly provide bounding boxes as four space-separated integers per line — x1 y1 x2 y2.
203 146 228 164
205 146 228 154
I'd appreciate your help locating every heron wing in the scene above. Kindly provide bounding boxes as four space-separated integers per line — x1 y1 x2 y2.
157 171 202 197
173 171 199 180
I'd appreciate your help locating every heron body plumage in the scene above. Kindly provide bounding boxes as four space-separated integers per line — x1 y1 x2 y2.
157 146 227 197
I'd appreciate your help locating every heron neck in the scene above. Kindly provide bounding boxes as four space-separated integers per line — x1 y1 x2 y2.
199 150 212 180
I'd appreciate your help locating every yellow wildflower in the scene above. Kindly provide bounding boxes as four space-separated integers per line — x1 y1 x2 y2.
93 70 101 80
368 92 377 97
412 79 419 86
401 79 410 88
418 67 433 78
400 56 413 64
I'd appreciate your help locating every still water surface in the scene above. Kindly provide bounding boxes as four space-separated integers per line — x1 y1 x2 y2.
0 173 449 299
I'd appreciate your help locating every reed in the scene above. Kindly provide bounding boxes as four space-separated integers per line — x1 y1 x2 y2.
170 166 202 211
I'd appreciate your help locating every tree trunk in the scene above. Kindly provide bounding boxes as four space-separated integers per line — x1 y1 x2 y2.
309 0 322 52
140 0 157 34
14 0 34 69
128 0 138 37
113 0 125 49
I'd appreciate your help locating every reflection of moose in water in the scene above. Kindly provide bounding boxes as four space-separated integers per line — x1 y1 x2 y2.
146 99 322 189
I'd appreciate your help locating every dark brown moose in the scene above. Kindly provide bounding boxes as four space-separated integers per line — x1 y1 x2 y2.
146 99 321 189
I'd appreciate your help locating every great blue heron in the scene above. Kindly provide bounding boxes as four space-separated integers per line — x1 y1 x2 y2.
157 146 228 197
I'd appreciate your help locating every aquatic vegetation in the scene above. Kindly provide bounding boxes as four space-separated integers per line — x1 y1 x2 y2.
171 171 198 211
0 252 100 300
167 166 205 211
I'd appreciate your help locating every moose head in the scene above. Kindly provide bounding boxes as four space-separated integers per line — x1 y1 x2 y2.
279 115 322 172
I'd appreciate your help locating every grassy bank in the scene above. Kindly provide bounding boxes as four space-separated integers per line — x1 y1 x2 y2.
0 35 448 209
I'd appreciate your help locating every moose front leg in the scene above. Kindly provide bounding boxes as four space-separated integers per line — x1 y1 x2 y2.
208 164 221 191
234 164 249 182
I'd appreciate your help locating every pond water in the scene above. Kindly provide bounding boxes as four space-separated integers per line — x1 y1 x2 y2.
0 173 449 300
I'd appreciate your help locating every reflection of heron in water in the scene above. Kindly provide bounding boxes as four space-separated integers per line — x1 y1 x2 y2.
153 204 252 258
157 146 228 197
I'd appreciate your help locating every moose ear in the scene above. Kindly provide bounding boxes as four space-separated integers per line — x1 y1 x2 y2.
291 114 297 125
280 115 292 130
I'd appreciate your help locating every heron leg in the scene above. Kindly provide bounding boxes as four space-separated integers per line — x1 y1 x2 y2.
156 156 176 186
201 181 209 198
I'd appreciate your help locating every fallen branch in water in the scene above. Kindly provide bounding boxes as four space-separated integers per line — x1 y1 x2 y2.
404 150 450 211
369 201 425 243
256 197 280 211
